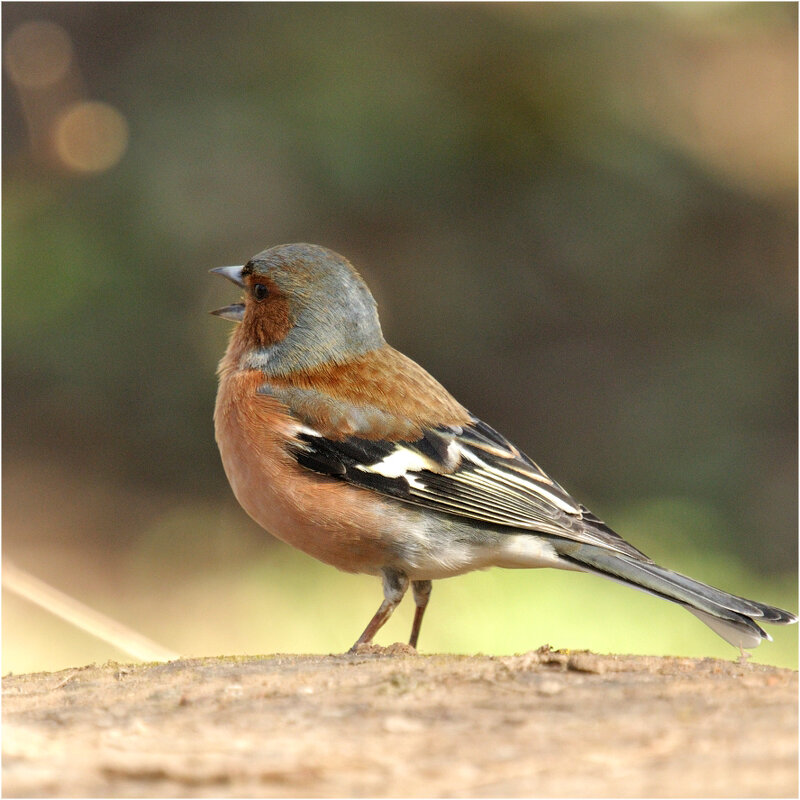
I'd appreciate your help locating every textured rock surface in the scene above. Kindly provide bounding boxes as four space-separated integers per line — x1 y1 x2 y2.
3 646 797 797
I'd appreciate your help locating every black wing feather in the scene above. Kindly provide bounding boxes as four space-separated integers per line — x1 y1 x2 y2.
289 416 648 559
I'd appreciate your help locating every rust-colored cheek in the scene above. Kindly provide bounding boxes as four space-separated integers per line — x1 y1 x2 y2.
242 289 292 349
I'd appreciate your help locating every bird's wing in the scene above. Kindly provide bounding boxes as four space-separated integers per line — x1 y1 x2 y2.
280 400 649 561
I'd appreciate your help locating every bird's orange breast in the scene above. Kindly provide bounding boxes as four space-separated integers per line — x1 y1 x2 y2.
214 363 394 575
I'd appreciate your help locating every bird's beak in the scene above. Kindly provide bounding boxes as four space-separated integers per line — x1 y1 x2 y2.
210 303 245 321
210 265 246 287
210 265 246 321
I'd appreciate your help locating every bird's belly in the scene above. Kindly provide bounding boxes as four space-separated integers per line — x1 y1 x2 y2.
393 522 564 581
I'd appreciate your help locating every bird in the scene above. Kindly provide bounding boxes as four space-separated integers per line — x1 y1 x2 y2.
211 243 797 653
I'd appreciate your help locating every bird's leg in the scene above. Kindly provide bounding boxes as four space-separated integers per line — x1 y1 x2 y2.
409 580 432 649
349 568 408 652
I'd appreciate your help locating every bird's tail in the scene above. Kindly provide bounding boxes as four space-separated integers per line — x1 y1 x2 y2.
556 543 797 649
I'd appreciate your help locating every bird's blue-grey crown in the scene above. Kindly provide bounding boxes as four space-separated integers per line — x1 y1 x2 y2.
245 243 385 374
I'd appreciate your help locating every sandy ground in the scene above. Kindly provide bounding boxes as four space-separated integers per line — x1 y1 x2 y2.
2 645 797 798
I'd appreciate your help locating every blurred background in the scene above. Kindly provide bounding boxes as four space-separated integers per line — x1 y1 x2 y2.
3 2 797 673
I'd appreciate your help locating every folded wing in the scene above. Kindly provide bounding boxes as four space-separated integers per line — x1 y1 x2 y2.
290 414 649 561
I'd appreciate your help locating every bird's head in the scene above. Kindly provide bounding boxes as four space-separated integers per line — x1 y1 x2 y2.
211 243 385 375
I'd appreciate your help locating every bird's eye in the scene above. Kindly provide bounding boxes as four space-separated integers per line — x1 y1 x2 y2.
252 283 269 301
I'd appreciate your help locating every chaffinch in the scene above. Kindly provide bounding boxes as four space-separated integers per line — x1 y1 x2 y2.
212 243 796 652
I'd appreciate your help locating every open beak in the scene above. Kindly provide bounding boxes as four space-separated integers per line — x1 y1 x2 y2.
210 265 245 321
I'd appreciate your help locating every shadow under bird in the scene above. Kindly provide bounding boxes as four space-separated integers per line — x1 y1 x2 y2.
211 243 797 652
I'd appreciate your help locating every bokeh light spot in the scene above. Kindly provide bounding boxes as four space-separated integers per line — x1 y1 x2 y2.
4 20 73 89
54 101 129 173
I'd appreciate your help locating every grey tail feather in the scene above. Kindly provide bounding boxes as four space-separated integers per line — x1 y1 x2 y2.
557 543 798 649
